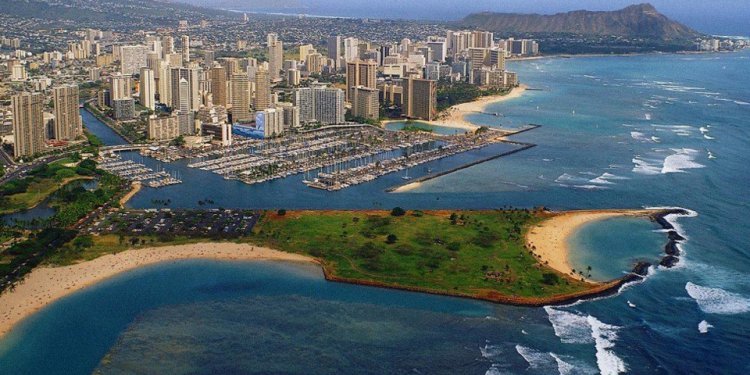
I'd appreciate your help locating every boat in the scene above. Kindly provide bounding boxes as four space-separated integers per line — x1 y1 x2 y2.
402 169 412 180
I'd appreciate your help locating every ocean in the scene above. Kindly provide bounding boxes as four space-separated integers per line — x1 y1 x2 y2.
0 50 748 374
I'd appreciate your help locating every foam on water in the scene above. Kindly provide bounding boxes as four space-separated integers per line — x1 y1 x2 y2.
588 315 628 375
515 345 557 370
550 353 577 375
661 148 705 174
590 172 629 185
698 320 713 334
544 307 627 374
685 282 750 315
632 157 662 175
480 343 504 361
544 307 594 344
630 131 653 142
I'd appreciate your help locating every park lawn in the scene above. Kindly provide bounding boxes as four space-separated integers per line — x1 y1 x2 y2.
0 176 90 214
253 210 591 299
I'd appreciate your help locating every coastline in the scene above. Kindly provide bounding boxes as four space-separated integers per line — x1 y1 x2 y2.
383 84 527 132
118 181 141 207
0 243 317 339
0 209 689 338
525 209 656 283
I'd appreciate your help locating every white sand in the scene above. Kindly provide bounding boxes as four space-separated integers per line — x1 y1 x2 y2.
384 85 527 132
425 84 527 131
525 210 654 283
0 243 317 338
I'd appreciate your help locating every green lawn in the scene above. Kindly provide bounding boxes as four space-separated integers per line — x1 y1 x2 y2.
0 176 90 215
253 210 591 299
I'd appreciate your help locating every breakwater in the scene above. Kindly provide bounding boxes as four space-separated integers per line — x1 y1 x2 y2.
386 125 541 192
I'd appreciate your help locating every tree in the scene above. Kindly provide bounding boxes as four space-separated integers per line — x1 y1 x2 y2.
390 207 406 216
277 209 287 216
170 135 186 147
542 273 560 285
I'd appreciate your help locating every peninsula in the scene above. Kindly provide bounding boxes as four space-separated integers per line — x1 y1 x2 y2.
0 207 685 339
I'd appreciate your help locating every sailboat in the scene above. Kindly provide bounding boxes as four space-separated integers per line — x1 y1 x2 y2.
402 169 412 180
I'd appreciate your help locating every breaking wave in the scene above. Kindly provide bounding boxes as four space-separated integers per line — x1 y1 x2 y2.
685 282 750 315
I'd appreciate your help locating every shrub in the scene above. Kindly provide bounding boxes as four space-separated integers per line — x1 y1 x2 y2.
386 234 398 244
390 207 406 216
542 273 560 285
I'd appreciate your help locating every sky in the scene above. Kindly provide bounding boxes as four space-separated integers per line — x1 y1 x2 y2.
189 0 749 35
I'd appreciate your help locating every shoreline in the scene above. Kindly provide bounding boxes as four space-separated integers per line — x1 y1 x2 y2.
0 209 690 338
0 243 317 339
525 209 655 283
118 181 141 207
383 84 527 132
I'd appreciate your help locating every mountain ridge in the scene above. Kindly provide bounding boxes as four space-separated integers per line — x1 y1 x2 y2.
459 3 701 40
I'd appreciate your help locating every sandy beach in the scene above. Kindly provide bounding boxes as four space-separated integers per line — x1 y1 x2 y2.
525 209 655 283
384 84 527 132
0 243 317 339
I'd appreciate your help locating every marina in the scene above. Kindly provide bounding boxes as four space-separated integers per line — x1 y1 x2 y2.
174 125 540 191
98 157 183 189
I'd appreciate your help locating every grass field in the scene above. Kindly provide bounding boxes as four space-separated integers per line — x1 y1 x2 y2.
253 209 591 299
0 157 91 215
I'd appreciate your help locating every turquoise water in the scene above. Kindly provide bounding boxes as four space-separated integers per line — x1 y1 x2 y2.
568 217 666 281
2 50 750 374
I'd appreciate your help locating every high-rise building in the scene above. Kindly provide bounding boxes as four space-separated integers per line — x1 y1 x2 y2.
112 98 136 120
156 60 171 105
346 59 377 102
287 69 301 86
170 67 200 112
11 92 46 158
139 67 156 110
230 74 251 122
427 41 447 62
147 114 180 140
351 86 379 120
52 85 82 141
120 45 148 75
314 87 345 125
293 86 345 125
267 33 283 81
110 74 132 101
403 77 437 121
468 48 488 69
299 44 314 61
210 65 228 107
257 108 284 138
343 37 359 62
327 36 341 69
176 78 193 134
472 31 494 48
253 68 271 111
305 52 323 74
488 48 506 70
162 35 175 56
277 102 300 129
181 35 190 65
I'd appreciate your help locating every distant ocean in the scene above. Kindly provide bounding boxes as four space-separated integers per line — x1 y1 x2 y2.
1 50 749 374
